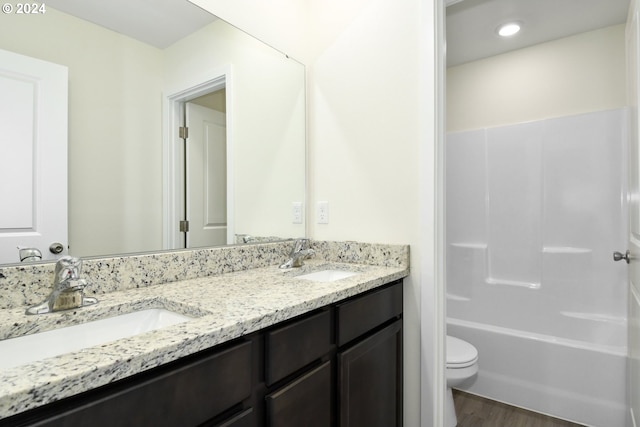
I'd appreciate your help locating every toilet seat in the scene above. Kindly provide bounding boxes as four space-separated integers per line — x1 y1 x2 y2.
446 336 478 368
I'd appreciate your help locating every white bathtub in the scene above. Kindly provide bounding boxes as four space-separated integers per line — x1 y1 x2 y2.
447 316 628 427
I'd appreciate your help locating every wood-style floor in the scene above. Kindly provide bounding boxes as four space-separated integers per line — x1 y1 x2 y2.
453 390 587 427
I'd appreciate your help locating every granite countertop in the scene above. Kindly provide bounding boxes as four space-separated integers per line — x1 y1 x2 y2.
0 258 409 420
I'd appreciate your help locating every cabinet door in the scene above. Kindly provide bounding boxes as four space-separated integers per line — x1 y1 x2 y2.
338 320 402 427
266 361 332 427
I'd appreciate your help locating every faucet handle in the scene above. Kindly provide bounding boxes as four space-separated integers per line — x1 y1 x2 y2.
53 256 85 288
280 238 313 269
290 238 310 254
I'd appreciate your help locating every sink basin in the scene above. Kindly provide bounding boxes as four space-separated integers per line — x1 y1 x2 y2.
296 270 358 282
0 308 192 370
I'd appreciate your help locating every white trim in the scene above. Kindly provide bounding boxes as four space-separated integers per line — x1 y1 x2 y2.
435 0 447 422
225 68 235 245
419 0 447 426
162 64 234 249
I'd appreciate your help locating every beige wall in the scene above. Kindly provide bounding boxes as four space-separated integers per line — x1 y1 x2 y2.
447 24 627 132
307 2 427 424
0 6 164 257
308 0 444 424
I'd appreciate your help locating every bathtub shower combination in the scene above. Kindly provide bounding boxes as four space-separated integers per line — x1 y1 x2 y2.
446 108 629 427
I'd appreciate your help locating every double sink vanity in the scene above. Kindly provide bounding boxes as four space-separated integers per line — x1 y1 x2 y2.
0 240 409 426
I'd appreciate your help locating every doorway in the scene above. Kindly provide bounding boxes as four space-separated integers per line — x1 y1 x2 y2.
183 91 227 248
444 4 630 426
163 71 234 251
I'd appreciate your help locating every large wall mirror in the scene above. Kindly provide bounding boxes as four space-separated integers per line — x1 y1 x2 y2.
0 0 306 265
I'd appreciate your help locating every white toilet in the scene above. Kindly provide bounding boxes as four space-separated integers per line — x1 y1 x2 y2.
445 335 479 427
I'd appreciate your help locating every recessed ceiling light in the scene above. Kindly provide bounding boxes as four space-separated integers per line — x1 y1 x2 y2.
497 22 521 37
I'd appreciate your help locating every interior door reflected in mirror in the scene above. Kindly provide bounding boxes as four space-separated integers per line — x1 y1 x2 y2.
183 90 228 249
0 48 68 264
0 0 305 265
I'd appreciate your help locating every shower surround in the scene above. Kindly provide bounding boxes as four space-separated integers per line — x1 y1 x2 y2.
446 108 629 426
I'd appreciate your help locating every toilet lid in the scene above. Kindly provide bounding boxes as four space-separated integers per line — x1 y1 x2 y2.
447 336 478 368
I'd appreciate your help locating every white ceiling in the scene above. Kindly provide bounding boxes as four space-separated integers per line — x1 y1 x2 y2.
45 0 217 49
446 0 631 67
43 0 632 63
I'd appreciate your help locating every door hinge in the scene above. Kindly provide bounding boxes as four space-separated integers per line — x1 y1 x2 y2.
179 220 190 233
179 126 189 139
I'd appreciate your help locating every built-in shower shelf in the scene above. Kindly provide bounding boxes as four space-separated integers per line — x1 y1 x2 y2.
446 292 471 302
486 277 541 289
450 242 487 249
542 247 591 254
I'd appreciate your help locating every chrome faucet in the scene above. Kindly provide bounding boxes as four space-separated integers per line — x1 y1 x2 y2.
280 238 315 269
26 256 98 315
19 247 42 262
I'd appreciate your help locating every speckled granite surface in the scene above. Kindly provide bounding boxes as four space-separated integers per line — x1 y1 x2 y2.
0 240 409 420
0 240 409 310
0 241 293 310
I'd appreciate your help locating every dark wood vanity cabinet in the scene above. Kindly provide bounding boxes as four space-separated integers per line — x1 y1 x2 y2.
336 283 403 427
1 280 402 427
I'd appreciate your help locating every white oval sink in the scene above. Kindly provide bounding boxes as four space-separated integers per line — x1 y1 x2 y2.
0 308 192 370
296 270 358 282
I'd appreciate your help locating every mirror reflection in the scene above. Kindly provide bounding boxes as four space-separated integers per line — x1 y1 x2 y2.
0 0 306 265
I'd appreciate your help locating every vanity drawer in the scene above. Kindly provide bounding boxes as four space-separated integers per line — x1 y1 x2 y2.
215 408 255 427
265 360 332 427
265 309 332 386
336 281 402 347
29 340 253 427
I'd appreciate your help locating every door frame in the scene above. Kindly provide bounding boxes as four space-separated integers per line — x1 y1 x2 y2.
162 65 234 250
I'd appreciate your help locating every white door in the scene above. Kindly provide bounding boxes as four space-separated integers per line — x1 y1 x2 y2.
186 102 227 248
0 49 68 264
627 1 640 424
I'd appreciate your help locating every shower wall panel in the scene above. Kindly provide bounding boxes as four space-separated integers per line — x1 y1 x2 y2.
486 122 543 289
446 130 487 300
543 109 628 316
446 108 628 335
